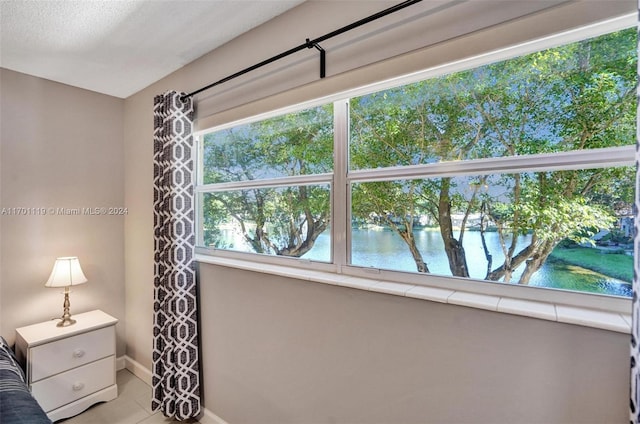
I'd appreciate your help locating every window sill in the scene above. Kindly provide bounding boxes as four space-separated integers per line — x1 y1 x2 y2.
195 254 632 334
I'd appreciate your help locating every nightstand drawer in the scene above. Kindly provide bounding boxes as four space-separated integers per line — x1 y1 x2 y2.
30 326 115 381
31 355 115 412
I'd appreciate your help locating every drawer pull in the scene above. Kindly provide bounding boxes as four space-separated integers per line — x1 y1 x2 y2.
72 382 85 391
72 349 85 358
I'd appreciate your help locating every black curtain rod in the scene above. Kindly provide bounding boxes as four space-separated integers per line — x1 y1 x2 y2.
181 0 423 101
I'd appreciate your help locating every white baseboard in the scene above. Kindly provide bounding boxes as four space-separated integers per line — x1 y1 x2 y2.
199 408 230 424
122 354 153 386
120 355 227 423
116 355 126 371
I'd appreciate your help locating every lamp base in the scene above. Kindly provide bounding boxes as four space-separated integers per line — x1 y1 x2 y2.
56 288 77 327
56 317 77 327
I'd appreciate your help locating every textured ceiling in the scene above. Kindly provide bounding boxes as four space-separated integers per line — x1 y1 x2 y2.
0 0 305 98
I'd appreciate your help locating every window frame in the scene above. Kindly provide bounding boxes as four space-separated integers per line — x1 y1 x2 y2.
195 12 637 310
195 102 338 271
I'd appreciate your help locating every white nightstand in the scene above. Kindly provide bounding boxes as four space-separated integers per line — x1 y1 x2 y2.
15 310 118 422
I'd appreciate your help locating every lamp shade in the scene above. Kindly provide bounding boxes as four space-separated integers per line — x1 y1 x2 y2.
45 257 88 288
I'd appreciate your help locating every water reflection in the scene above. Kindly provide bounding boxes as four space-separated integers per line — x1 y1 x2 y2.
219 227 632 297
343 229 630 297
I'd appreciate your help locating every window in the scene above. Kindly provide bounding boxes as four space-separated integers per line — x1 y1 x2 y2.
197 24 636 299
198 104 333 261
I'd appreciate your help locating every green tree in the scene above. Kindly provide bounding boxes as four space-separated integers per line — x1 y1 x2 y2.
202 105 332 256
202 28 635 285
350 28 636 283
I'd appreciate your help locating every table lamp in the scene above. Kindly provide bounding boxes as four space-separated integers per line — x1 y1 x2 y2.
45 256 88 327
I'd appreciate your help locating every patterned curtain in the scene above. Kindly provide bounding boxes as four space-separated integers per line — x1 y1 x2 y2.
632 6 640 421
152 91 201 420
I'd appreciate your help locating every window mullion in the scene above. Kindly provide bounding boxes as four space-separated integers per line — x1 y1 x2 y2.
196 173 333 193
348 145 635 183
332 99 349 269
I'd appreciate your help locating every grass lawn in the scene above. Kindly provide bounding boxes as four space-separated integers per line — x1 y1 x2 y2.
549 246 633 283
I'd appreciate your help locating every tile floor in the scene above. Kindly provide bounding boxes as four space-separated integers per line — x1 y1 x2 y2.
58 369 199 424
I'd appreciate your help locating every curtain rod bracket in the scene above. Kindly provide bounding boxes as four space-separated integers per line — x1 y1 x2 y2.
182 0 422 100
307 38 326 79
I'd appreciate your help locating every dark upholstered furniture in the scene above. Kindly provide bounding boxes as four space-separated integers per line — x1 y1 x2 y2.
0 337 51 423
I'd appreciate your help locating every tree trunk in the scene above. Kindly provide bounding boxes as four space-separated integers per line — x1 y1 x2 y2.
400 229 430 273
486 243 536 281
518 240 555 284
277 185 324 257
480 202 493 279
247 191 268 253
385 215 430 273
439 178 470 277
277 219 328 257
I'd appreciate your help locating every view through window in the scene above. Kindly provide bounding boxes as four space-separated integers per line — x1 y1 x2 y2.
198 26 637 298
199 105 333 261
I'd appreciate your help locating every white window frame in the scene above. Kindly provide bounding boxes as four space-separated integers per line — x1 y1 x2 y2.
195 13 637 311
194 103 338 273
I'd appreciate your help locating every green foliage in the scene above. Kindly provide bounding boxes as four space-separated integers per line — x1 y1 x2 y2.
598 229 633 245
201 105 333 255
202 194 227 248
202 27 637 286
350 27 636 282
505 171 616 244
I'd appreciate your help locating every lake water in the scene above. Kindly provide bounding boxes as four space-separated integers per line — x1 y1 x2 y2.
303 228 632 297
221 227 632 297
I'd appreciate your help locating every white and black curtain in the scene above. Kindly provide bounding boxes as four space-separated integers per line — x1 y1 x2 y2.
152 91 201 421
632 4 640 421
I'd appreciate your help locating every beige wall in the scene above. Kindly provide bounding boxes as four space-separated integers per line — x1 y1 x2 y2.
0 69 126 356
200 263 629 424
121 0 635 421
